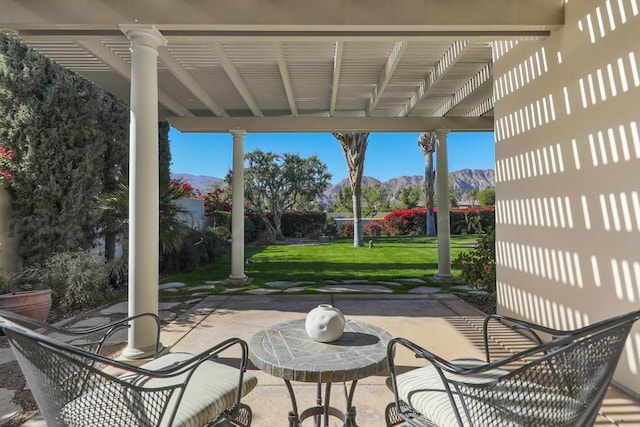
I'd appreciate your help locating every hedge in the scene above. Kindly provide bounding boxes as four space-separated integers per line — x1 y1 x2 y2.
276 211 327 238
373 207 495 236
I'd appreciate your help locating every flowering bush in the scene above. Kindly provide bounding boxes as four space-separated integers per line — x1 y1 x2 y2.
169 179 199 198
452 227 496 294
201 186 233 213
0 147 14 181
382 208 427 235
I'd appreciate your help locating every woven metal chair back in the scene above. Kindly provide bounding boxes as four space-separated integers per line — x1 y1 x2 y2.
449 317 634 426
2 318 180 426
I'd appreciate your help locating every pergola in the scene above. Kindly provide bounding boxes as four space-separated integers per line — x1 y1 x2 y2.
1 1 564 360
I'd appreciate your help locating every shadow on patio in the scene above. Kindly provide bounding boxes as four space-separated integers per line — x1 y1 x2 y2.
8 293 640 426
158 293 640 426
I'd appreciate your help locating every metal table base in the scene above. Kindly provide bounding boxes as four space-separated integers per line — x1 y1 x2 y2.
285 379 359 427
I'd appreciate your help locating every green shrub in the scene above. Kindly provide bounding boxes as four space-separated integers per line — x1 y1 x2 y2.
7 249 114 311
449 210 467 234
245 209 265 242
209 211 231 228
452 227 496 294
323 216 338 236
278 211 327 238
255 230 276 246
244 216 258 242
159 228 222 275
212 226 231 241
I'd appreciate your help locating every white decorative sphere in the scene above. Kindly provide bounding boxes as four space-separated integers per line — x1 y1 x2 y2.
305 304 346 342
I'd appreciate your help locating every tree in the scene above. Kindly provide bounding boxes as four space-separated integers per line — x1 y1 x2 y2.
418 132 437 236
97 92 129 260
333 186 353 213
477 187 496 206
335 184 388 217
361 183 389 217
399 187 421 209
158 122 172 191
243 149 331 240
0 34 108 265
332 132 369 247
101 124 190 257
449 185 459 208
466 189 478 207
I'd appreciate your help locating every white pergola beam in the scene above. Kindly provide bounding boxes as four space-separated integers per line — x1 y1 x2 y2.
18 30 552 43
433 63 492 116
0 0 564 31
330 41 344 116
211 42 263 117
274 42 298 117
157 46 228 117
400 41 469 117
169 116 494 132
366 40 407 115
77 39 193 117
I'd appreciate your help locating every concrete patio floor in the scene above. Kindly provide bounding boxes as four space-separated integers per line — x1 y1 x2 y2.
12 293 640 426
162 293 640 426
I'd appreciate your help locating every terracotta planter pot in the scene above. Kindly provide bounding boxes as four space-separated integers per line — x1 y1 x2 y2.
0 289 52 322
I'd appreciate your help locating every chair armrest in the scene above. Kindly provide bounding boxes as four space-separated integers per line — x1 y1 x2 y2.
387 337 500 426
0 310 162 357
63 312 162 357
481 314 574 362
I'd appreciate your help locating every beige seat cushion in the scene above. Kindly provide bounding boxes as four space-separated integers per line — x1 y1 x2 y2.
392 358 579 427
60 352 257 427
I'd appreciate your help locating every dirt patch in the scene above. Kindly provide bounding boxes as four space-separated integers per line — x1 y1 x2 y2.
455 293 497 315
0 358 38 427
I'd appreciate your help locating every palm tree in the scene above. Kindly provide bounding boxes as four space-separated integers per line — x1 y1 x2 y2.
418 132 437 236
332 132 369 247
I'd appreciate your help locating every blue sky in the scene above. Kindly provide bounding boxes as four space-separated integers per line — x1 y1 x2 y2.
169 128 495 184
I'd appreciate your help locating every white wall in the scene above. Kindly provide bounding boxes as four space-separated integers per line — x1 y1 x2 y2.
176 198 205 229
493 0 640 394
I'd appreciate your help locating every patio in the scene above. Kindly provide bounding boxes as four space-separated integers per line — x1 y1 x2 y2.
11 293 640 426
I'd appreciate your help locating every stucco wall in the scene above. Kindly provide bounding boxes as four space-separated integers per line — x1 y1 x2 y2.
493 0 640 394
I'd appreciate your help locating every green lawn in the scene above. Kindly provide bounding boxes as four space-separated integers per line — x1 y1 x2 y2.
161 235 478 289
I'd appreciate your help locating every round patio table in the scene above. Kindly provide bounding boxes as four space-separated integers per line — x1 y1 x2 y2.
249 318 392 427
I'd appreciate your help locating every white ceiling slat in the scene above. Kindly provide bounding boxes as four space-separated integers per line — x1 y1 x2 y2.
4 24 502 125
399 41 470 117
211 41 263 117
366 40 408 115
274 42 298 117
77 39 193 117
433 63 492 117
465 97 494 117
157 46 228 117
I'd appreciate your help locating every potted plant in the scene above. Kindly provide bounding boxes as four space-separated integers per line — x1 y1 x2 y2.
0 271 52 323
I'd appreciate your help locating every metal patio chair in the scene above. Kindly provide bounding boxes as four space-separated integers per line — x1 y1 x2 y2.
385 310 640 427
0 309 257 427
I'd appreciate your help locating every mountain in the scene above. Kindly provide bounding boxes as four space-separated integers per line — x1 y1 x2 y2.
321 169 495 206
172 168 495 206
449 168 495 192
171 173 222 193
